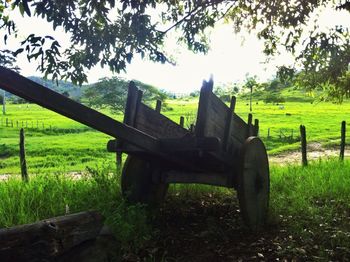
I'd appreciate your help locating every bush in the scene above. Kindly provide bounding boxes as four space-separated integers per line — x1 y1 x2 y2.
264 93 286 103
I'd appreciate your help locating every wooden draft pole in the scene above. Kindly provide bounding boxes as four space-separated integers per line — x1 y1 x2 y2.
340 120 346 161
300 125 307 166
19 128 28 182
0 66 159 153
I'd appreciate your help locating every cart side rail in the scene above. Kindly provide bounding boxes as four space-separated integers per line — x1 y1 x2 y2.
124 82 189 139
195 80 258 153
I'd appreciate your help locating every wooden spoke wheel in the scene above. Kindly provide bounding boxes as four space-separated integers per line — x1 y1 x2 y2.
121 155 168 206
237 137 270 229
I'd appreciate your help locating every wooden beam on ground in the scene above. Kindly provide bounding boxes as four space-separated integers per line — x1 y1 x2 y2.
0 211 104 261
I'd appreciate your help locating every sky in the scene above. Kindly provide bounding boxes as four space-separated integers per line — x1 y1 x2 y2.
3 5 350 94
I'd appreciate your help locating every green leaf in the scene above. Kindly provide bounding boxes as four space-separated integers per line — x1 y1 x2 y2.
13 48 24 56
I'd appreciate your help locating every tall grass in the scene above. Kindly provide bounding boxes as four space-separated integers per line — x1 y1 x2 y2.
270 159 350 258
0 166 151 251
1 159 350 258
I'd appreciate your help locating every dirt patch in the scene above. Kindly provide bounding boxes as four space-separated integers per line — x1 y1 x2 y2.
129 193 349 261
269 142 349 165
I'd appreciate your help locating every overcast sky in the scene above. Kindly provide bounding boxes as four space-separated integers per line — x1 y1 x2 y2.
4 5 350 93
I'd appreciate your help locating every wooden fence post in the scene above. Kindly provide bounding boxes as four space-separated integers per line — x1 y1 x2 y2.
19 128 29 182
300 125 307 166
179 116 184 127
155 100 162 113
340 120 346 161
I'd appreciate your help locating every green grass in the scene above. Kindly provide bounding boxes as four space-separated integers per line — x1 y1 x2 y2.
1 160 350 259
269 159 350 258
0 104 117 174
1 90 350 174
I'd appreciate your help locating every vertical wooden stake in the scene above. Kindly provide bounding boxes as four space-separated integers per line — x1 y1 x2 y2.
340 120 346 161
179 116 184 127
300 125 307 166
19 128 29 182
155 100 162 113
246 113 252 138
223 96 236 151
267 128 270 139
254 119 259 136
116 152 122 173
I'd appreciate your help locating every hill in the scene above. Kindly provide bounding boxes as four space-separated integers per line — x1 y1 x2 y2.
28 76 83 100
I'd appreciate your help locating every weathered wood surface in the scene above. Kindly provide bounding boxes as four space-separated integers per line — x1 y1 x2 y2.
135 103 189 139
300 125 308 166
19 128 28 182
0 67 159 153
195 80 248 153
123 83 188 139
0 211 104 261
162 170 230 187
340 120 346 161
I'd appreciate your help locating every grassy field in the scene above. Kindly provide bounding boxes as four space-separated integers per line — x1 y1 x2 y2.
1 90 350 259
1 90 349 174
1 160 349 260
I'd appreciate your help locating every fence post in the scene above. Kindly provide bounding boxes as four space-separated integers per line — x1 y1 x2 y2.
19 128 29 182
340 121 346 161
155 100 162 113
300 125 307 166
267 128 270 139
179 116 184 127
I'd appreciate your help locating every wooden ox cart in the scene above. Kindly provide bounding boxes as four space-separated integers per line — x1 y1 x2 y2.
0 67 269 229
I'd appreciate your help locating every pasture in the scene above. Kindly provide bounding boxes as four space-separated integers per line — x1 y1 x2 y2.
1 92 350 260
1 91 348 174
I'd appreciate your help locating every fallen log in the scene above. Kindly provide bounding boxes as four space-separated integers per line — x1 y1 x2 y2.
0 210 104 262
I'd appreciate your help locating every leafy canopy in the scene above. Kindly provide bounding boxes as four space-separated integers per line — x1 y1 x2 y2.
0 0 349 98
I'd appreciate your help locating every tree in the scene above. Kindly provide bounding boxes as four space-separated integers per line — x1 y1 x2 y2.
83 77 167 113
0 1 349 99
243 75 257 112
0 49 19 114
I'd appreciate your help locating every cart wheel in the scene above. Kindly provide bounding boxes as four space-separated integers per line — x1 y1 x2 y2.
121 155 168 206
237 136 270 230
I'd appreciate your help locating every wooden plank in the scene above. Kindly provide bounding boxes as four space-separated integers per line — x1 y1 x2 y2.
195 80 211 137
0 67 159 153
124 81 139 126
222 96 236 151
205 92 227 141
0 211 103 261
254 119 259 136
162 170 230 187
228 114 247 147
159 137 221 152
135 103 188 139
246 113 253 138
